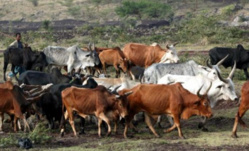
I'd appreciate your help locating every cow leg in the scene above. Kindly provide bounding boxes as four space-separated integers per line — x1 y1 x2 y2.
114 120 118 134
0 113 3 133
244 68 249 80
173 115 184 139
144 113 159 137
60 110 69 137
102 63 107 76
99 113 111 137
232 107 248 138
18 120 22 131
97 118 103 138
67 109 77 137
164 124 177 133
128 70 135 80
79 117 86 135
124 114 135 138
198 117 208 132
113 65 120 78
23 117 30 132
14 116 18 132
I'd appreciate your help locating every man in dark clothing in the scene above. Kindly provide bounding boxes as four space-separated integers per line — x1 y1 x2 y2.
8 33 25 78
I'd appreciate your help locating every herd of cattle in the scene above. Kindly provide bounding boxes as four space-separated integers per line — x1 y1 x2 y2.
1 42 249 139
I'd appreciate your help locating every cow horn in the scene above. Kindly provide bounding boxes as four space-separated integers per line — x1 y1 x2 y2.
173 42 178 46
197 84 204 98
124 91 133 96
88 42 92 51
216 54 229 66
216 68 229 83
206 59 212 68
112 85 121 94
228 61 236 79
204 82 212 96
92 43 95 51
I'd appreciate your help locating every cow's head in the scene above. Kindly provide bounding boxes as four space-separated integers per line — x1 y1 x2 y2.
116 91 132 118
160 43 179 63
88 43 101 66
210 62 238 105
119 58 128 72
182 83 212 119
31 52 48 70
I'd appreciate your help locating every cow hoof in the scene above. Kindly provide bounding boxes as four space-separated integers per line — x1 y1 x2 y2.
179 136 185 139
231 133 238 138
132 121 138 126
79 129 85 135
155 134 161 138
60 132 64 137
202 127 209 132
157 124 162 129
198 123 204 129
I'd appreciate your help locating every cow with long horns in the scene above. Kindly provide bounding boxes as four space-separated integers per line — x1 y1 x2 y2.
118 83 212 139
143 55 228 84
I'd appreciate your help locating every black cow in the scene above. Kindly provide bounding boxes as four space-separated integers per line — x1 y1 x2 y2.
3 47 48 81
18 68 81 85
209 44 249 79
36 77 98 134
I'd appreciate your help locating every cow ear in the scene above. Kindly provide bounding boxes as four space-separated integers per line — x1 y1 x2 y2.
194 100 201 106
115 95 121 99
237 44 244 51
166 44 170 49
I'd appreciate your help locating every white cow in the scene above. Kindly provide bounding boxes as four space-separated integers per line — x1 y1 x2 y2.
143 55 228 84
43 45 100 74
93 77 140 91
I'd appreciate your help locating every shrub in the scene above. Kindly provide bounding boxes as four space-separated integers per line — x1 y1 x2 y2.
28 123 52 144
221 4 236 16
115 0 173 20
42 20 51 30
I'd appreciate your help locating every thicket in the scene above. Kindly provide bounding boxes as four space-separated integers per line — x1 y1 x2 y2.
115 0 174 20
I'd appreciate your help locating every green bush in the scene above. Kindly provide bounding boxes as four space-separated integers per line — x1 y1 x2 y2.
115 0 173 20
28 123 52 144
42 20 51 30
221 4 236 16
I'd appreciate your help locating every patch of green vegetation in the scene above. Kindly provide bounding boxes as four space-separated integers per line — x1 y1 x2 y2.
115 0 173 20
28 123 52 144
221 4 236 16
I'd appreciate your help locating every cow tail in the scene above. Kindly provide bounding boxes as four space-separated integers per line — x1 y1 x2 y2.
237 112 247 128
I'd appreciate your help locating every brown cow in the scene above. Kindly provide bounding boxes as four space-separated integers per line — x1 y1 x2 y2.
118 83 212 139
60 85 131 137
0 82 46 132
123 43 179 68
99 47 128 78
232 81 249 138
